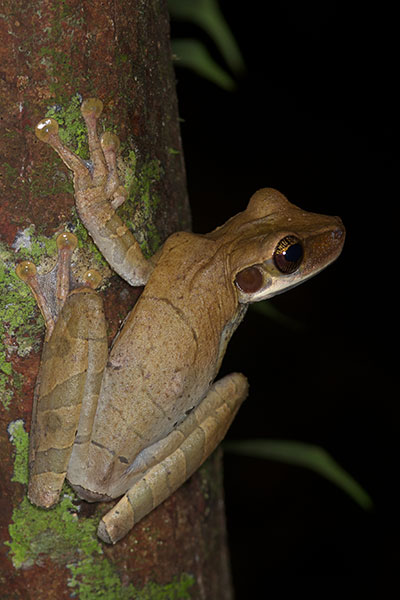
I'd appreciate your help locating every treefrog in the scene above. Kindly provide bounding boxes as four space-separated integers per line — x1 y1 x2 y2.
16 98 345 544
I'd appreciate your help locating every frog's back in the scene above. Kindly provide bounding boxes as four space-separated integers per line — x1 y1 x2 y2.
82 231 238 496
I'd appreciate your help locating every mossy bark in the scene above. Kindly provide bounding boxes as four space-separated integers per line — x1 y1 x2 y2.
0 1 233 598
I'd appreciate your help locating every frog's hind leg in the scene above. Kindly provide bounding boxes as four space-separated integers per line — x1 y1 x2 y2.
17 234 108 508
29 284 108 508
97 372 248 544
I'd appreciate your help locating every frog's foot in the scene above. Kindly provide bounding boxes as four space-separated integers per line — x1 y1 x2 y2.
35 98 127 211
35 99 151 287
97 372 249 544
17 232 107 508
16 232 78 340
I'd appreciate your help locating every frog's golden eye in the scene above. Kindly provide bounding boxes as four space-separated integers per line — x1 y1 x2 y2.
273 235 303 274
235 266 263 293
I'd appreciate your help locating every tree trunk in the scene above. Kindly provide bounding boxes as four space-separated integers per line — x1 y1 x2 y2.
0 1 233 598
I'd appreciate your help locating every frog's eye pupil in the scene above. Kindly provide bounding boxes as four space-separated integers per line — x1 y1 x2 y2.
273 236 303 274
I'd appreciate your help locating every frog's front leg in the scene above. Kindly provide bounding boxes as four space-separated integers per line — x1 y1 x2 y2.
35 99 153 286
97 372 248 544
17 233 108 508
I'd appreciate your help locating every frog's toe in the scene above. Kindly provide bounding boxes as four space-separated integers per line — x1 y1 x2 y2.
35 117 59 142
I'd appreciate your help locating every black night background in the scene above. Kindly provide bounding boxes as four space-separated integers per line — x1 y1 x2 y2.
172 1 397 589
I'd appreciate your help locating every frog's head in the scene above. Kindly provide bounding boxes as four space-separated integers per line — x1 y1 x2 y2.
225 188 345 303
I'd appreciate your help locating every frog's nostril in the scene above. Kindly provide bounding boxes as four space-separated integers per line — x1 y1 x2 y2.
331 217 345 242
332 228 344 240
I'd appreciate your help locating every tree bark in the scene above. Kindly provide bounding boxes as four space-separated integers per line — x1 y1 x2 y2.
0 1 233 598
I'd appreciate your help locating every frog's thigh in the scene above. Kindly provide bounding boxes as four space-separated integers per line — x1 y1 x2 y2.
97 372 248 544
29 289 108 508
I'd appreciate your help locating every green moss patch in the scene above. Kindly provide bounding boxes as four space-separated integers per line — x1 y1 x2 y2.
0 240 45 410
118 149 163 257
45 94 90 159
6 420 194 598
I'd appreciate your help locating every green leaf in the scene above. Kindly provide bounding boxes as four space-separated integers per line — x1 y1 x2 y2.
172 39 236 90
168 0 245 75
224 439 373 511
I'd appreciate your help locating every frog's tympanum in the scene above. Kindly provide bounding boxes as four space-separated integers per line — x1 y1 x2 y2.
17 99 345 543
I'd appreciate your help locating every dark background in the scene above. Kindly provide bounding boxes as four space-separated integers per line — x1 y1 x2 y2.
172 0 397 589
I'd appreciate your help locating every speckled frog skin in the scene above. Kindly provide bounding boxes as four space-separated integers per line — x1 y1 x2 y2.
17 99 345 544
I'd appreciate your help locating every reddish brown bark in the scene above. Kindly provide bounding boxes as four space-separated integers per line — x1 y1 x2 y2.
0 1 233 598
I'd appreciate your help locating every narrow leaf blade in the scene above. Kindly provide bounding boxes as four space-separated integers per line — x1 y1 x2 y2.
224 439 373 511
172 39 236 90
168 0 245 74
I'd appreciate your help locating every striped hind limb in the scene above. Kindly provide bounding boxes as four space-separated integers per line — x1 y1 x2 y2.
16 233 108 509
97 372 248 544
